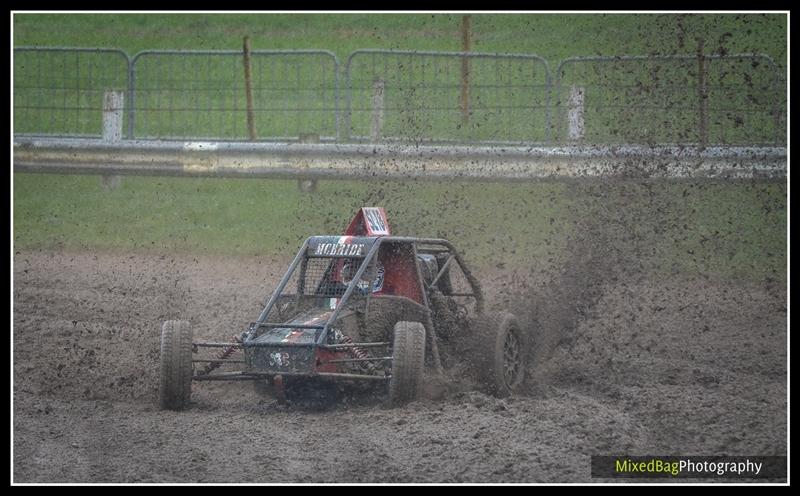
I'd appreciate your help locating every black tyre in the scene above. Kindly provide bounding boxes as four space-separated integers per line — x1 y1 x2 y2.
158 320 193 411
473 312 527 397
388 321 426 407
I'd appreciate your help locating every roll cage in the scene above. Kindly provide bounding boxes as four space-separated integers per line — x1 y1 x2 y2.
243 236 485 361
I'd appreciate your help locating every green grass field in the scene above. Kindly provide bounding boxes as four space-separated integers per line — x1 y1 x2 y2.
13 173 786 281
12 174 571 265
13 13 787 281
13 14 787 65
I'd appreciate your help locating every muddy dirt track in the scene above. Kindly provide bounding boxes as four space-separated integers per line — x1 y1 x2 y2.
13 250 786 483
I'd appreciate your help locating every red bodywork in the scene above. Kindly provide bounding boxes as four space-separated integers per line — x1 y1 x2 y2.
346 207 424 304
313 207 425 371
345 207 391 236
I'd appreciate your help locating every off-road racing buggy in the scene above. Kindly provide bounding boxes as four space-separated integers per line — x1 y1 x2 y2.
159 207 529 410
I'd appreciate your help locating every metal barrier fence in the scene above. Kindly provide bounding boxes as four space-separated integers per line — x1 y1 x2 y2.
13 47 131 138
554 54 786 146
343 49 551 144
12 47 787 146
129 50 339 141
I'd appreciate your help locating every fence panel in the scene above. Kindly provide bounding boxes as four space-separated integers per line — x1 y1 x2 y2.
13 47 131 138
14 47 786 147
130 50 339 141
554 54 785 146
344 50 552 145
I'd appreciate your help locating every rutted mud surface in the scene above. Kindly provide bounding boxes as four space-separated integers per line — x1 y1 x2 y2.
13 250 786 482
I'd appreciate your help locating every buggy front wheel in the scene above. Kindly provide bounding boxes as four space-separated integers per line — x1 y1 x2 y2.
388 321 426 407
158 320 193 410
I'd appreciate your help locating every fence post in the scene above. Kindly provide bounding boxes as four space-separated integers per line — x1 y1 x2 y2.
568 85 585 142
460 15 472 125
370 78 385 143
243 36 258 141
697 39 708 148
100 90 124 190
127 54 136 139
343 55 353 143
103 91 124 141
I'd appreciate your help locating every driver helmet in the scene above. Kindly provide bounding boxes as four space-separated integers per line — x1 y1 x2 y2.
342 260 385 294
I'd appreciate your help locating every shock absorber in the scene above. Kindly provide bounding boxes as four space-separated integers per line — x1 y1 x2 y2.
198 334 242 376
339 334 375 372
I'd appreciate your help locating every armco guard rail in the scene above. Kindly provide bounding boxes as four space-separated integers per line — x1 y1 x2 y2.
13 137 787 181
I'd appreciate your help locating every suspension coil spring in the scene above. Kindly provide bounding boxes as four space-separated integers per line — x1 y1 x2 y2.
198 334 241 376
339 334 375 371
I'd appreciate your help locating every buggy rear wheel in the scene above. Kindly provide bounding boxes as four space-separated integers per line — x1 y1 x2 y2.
388 321 426 407
473 312 527 397
158 320 193 411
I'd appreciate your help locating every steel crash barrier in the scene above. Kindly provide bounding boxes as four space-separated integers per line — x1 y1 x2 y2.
13 46 786 180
